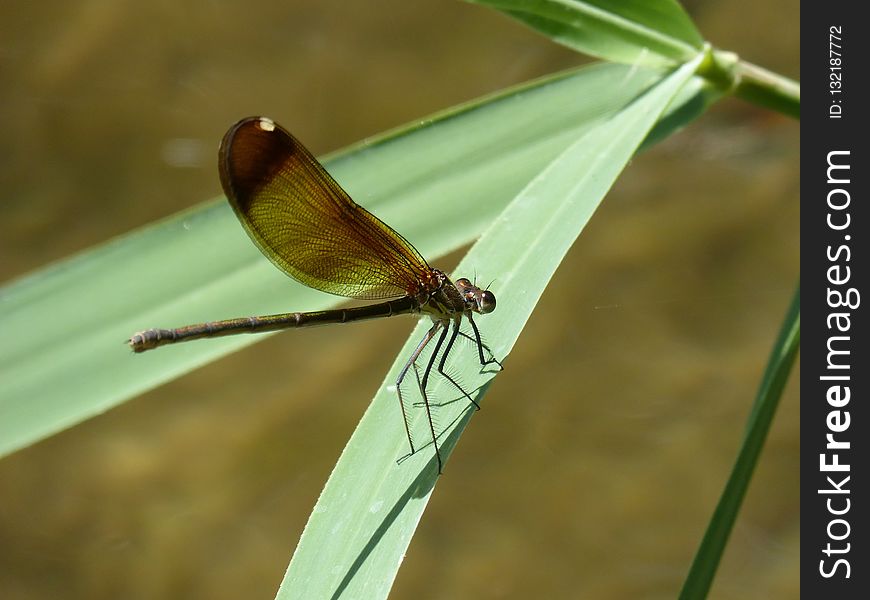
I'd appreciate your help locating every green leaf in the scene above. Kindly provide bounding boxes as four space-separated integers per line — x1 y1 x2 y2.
469 0 703 66
0 62 718 459
276 55 704 599
679 285 800 599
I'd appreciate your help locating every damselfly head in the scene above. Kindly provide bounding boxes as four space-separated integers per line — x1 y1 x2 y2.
454 278 496 314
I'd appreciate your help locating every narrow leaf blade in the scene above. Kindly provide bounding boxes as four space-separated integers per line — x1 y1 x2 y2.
0 63 667 458
277 55 704 600
470 0 703 65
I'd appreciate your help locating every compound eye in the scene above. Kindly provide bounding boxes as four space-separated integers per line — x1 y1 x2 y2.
478 290 496 314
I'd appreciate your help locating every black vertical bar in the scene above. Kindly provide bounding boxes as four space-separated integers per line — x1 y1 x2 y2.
802 1 868 596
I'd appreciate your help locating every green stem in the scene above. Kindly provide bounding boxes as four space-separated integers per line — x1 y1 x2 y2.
697 48 800 120
733 60 800 120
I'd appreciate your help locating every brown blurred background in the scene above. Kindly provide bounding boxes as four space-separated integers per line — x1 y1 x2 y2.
0 1 798 599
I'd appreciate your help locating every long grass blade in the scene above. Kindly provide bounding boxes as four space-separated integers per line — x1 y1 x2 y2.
679 284 801 599
277 55 704 600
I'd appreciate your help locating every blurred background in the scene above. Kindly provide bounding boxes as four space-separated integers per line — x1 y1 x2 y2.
0 1 798 599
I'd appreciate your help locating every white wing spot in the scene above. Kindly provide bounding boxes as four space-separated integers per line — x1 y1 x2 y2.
257 117 276 131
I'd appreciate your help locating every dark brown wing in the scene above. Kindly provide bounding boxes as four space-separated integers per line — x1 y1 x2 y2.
218 117 431 300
